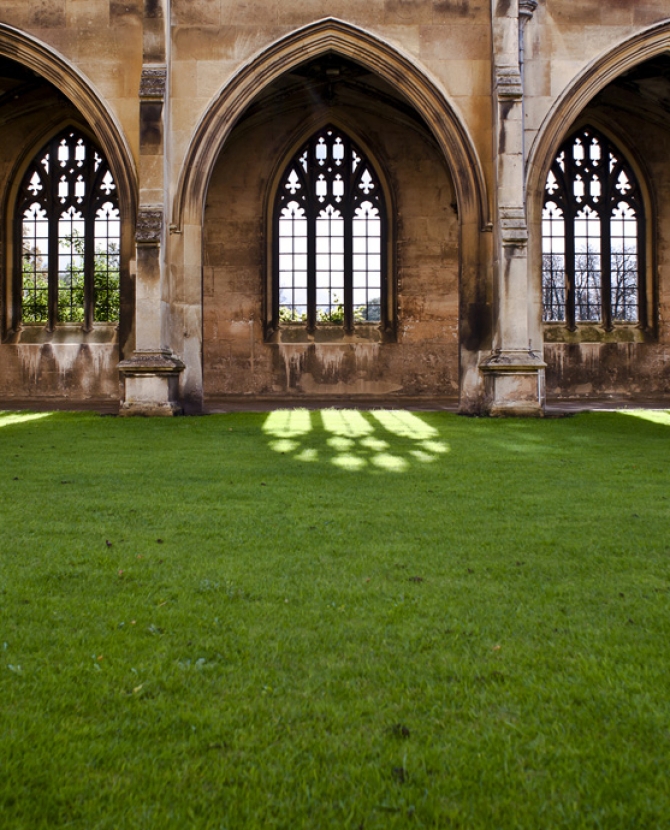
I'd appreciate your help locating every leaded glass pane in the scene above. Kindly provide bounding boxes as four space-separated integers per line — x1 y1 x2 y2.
278 201 308 322
610 202 638 323
542 126 642 328
574 205 601 322
22 203 49 323
275 126 386 329
17 128 121 327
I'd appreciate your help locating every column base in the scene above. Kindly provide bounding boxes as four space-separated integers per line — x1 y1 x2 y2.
118 350 185 416
479 350 546 417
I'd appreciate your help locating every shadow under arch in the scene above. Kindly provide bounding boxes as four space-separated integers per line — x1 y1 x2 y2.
526 19 670 218
174 17 489 233
0 22 137 224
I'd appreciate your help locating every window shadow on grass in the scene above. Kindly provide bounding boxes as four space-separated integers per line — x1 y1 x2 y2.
262 409 451 473
260 407 670 474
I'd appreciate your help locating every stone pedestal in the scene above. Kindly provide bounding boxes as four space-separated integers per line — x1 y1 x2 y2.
118 349 184 416
480 349 546 416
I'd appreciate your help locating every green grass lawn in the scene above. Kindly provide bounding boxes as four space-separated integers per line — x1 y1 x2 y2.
1 408 669 829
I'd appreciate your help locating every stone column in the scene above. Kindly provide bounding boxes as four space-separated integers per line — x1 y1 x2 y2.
118 0 184 415
480 0 545 415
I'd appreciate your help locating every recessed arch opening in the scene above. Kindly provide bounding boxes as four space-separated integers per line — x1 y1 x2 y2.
0 27 136 406
528 23 670 400
200 38 476 406
176 19 489 411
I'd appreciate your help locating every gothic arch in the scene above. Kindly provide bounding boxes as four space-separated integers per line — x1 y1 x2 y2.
174 17 489 233
0 22 137 223
527 20 670 216
525 21 669 351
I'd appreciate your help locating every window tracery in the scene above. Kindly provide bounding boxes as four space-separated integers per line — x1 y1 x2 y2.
542 126 645 330
273 126 386 333
16 128 120 330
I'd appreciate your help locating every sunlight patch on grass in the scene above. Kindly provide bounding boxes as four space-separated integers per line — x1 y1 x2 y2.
420 438 450 454
295 448 319 462
327 436 356 451
331 454 367 471
370 452 409 472
263 409 451 470
268 439 299 453
370 409 437 438
621 409 670 426
262 408 313 437
409 449 437 463
321 409 374 437
360 436 390 451
0 411 52 428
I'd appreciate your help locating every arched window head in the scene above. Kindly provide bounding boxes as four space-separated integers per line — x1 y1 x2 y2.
17 128 120 330
542 126 645 330
273 126 387 333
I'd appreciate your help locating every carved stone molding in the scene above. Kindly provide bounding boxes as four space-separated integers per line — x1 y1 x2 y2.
136 207 163 244
499 206 528 246
139 65 167 100
519 0 539 22
495 67 523 101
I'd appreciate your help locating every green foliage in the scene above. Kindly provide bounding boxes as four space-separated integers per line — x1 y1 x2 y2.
92 241 120 323
317 299 345 323
0 410 669 828
21 231 119 325
278 306 307 323
21 251 49 323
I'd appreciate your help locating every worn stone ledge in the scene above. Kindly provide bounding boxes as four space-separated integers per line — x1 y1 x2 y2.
119 401 182 416
479 350 546 373
118 350 185 376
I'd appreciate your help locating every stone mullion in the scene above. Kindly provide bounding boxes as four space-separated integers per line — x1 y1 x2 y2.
47 136 59 332
343 137 354 334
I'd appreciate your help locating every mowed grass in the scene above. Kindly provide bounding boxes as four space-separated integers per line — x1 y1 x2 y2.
0 408 669 829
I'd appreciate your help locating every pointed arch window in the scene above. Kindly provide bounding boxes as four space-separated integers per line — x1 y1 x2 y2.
16 128 120 330
273 126 387 333
542 126 645 330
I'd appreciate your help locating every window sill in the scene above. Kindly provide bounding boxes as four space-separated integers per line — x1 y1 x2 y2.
4 324 119 346
543 323 654 344
266 324 395 344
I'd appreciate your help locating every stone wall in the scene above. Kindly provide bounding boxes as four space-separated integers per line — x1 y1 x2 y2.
0 1 667 412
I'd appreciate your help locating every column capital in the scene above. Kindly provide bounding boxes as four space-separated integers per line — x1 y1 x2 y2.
139 64 167 101
495 67 523 101
500 205 528 246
